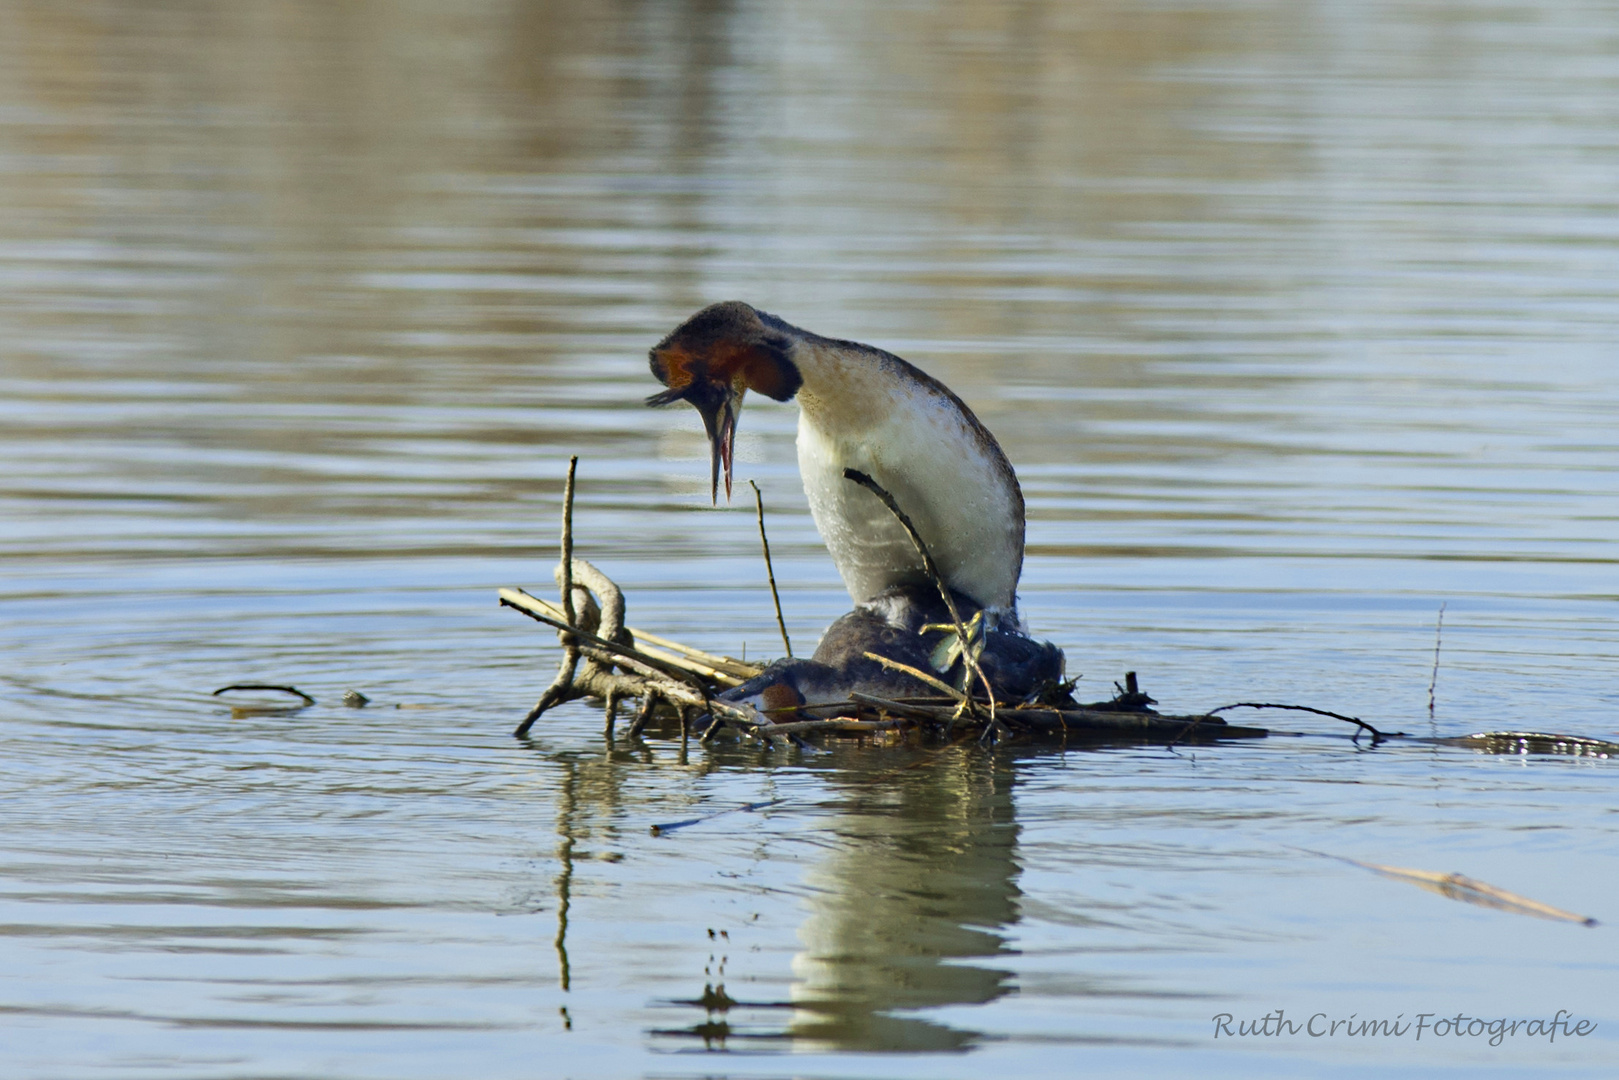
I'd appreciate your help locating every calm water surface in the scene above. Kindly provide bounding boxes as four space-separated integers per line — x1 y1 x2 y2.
2 1 1617 1076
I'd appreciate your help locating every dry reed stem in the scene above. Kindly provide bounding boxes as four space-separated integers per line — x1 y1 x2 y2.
1427 601 1446 719
750 480 793 659
503 590 754 686
621 628 756 677
503 589 723 687
505 587 767 738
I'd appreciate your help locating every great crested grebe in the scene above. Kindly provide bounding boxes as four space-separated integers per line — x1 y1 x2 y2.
647 301 1060 712
648 301 1025 615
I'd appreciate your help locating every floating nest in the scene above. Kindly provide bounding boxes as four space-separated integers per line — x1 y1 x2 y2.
502 458 1619 762
501 456 1277 749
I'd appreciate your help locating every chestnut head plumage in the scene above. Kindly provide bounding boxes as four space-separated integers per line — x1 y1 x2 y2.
646 301 802 502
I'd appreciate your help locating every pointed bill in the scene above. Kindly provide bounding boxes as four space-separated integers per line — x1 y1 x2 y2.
700 388 742 503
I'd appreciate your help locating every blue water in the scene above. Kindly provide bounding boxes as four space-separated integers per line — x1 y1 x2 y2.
2 1 1617 1076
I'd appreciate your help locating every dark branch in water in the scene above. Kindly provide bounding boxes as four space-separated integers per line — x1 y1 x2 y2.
1206 702 1401 743
213 684 315 706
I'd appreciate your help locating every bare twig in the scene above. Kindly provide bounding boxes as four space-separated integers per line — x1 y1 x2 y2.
561 557 625 644
1161 714 1207 753
504 589 753 685
1427 601 1446 720
515 459 583 738
842 468 997 723
213 684 315 706
651 798 786 837
515 661 577 738
622 628 757 679
1207 702 1400 742
501 589 715 688
860 651 967 703
560 456 578 633
749 480 792 659
627 691 659 739
504 584 770 742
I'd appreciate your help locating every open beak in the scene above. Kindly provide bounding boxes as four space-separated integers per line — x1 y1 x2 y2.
699 388 743 503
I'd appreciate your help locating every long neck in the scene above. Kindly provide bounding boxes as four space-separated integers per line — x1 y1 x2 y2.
781 332 1026 613
785 336 923 437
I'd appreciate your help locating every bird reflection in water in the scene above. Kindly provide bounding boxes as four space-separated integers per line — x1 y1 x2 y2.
658 747 1020 1052
788 748 1019 1051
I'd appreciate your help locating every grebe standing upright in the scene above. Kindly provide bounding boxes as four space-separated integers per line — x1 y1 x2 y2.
647 301 1027 625
647 302 1063 713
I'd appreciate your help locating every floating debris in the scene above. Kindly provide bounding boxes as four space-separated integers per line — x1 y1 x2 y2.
1444 731 1619 759
212 683 314 717
1304 849 1598 927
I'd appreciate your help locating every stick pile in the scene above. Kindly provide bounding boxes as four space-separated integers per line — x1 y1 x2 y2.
503 457 1267 748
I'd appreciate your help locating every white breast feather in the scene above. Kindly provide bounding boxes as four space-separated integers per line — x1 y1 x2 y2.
796 381 1021 611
